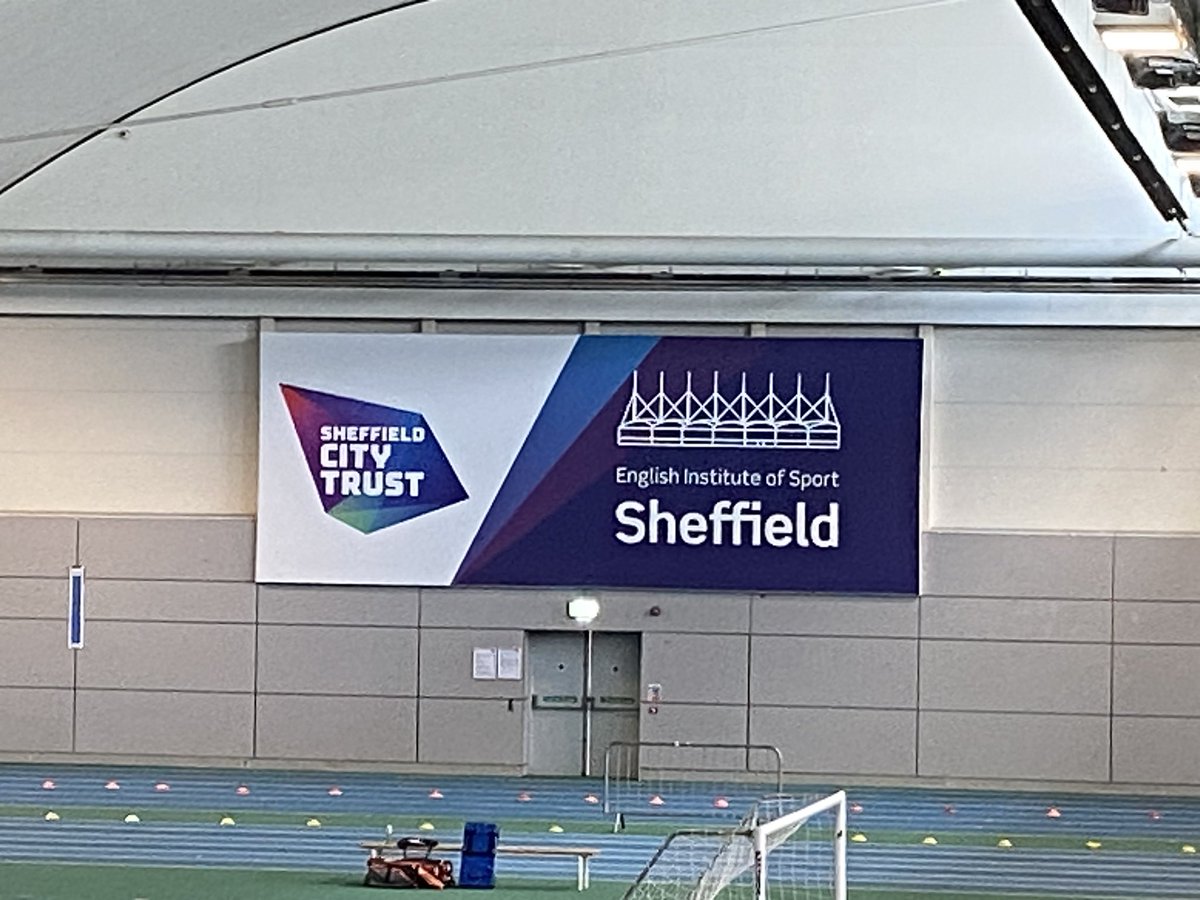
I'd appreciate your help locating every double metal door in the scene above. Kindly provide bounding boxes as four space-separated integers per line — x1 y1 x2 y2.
527 631 640 776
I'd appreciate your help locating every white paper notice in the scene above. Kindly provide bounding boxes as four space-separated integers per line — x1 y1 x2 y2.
497 647 523 681
472 647 497 680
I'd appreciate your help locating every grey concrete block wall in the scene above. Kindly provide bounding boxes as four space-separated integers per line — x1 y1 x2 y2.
8 514 1200 787
257 695 416 762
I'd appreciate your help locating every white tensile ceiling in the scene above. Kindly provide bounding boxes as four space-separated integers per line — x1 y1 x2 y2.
0 0 1185 243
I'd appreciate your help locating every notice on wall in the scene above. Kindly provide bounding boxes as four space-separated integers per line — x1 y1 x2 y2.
472 647 497 681
497 647 523 681
257 333 922 593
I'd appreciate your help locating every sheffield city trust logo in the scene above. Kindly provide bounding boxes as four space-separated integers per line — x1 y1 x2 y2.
617 370 840 449
280 385 468 535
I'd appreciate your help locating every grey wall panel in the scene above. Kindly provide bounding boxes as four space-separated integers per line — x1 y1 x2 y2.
920 711 1109 781
1115 602 1200 644
421 588 750 634
77 622 254 692
639 703 747 746
259 584 418 627
418 698 524 766
921 597 1111 643
1114 646 1200 716
0 577 63 618
643 634 747 705
87 580 255 623
1112 717 1200 784
76 690 253 757
1114 535 1200 601
752 596 917 638
0 688 72 752
751 707 916 776
418 629 525 699
920 641 1110 714
751 637 917 708
256 695 416 762
79 516 253 581
923 532 1112 599
257 625 417 696
0 516 75 576
639 704 749 771
0 620 73 687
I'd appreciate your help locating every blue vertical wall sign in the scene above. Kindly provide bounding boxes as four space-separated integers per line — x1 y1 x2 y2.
68 566 85 650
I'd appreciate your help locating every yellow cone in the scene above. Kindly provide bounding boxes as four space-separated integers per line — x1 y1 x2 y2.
548 824 564 834
419 822 435 831
219 816 236 826
306 818 321 828
1183 845 1196 854
997 839 1013 848
1086 840 1102 850
43 811 60 822
124 814 140 824
850 833 867 843
922 836 938 845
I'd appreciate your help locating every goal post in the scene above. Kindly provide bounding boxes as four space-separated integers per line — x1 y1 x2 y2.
622 790 847 900
753 790 846 900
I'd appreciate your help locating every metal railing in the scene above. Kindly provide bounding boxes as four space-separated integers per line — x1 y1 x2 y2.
603 740 784 830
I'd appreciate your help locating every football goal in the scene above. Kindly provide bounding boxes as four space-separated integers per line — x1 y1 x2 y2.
622 790 847 900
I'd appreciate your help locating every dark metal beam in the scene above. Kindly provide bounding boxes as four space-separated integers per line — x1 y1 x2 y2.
1015 0 1188 224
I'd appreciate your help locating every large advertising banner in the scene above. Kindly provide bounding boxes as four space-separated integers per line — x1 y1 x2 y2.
257 333 922 593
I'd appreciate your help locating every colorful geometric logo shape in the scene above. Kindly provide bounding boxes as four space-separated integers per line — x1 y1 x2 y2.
280 384 468 534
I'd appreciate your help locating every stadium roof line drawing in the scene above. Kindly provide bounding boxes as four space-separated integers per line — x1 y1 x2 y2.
616 370 840 450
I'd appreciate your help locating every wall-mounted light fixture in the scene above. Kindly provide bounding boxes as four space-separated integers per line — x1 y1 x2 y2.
567 595 600 626
1100 25 1186 52
1094 0 1150 14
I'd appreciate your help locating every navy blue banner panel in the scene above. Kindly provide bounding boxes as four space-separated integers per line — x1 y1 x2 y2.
259 334 923 594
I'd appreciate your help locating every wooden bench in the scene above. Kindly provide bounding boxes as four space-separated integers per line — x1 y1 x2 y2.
360 840 601 891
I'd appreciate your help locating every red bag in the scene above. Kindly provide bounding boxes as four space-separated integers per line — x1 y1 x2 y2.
365 838 455 889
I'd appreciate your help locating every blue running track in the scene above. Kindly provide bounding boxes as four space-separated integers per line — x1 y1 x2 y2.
1 764 1199 896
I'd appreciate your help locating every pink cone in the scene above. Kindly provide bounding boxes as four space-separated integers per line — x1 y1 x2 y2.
104 781 120 791
713 797 730 809
236 785 250 796
155 783 170 793
41 780 55 791
429 789 444 799
327 787 343 797
583 794 599 804
517 791 532 803
1046 807 1062 818
649 795 665 806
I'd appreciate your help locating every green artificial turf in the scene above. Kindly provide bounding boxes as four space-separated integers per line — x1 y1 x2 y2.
0 862 1093 900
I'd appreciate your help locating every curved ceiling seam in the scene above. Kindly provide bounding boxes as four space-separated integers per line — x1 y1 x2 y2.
0 0 434 199
0 0 958 182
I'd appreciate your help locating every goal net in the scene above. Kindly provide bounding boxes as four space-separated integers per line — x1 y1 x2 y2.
622 791 846 900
